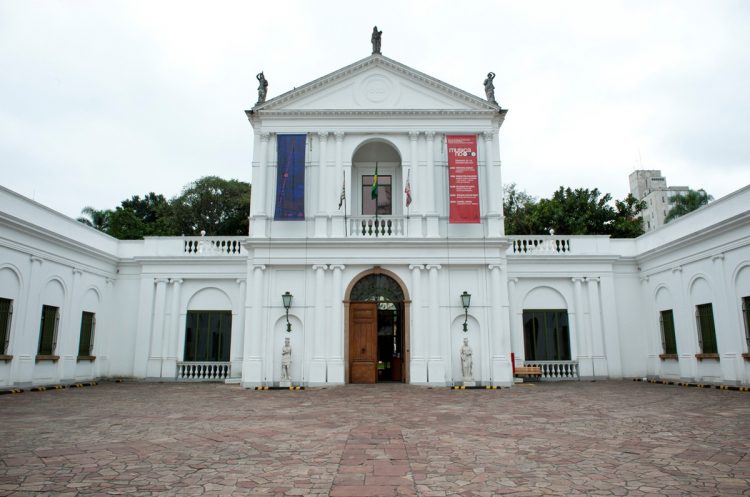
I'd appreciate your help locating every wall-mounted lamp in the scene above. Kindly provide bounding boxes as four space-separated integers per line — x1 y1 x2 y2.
460 291 471 332
282 291 293 332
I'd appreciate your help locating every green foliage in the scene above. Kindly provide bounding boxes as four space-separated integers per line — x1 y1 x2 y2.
76 176 251 239
504 186 646 238
170 176 251 236
664 189 712 223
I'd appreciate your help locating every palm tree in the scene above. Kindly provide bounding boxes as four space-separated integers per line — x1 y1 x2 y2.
76 206 110 232
665 189 713 223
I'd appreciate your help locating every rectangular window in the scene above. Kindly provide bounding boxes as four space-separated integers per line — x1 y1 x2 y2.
38 305 60 355
742 296 750 350
659 309 677 355
361 175 392 215
0 298 12 354
522 310 571 361
695 303 718 354
184 310 231 362
78 311 96 357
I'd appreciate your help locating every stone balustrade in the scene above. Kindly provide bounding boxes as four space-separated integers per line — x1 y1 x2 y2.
349 216 406 237
183 237 246 255
176 361 231 381
523 360 580 381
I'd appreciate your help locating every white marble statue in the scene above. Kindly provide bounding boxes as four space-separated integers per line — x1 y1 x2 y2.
281 337 292 381
460 337 473 381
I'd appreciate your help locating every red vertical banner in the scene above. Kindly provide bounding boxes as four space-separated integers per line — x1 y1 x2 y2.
447 135 480 223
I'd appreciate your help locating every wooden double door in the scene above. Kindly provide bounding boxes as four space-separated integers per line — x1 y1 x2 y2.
349 302 404 384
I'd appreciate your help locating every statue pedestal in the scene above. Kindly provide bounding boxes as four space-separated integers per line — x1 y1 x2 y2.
461 380 476 387
279 380 291 388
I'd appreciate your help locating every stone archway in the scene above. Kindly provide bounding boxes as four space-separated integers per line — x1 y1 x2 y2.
344 268 411 384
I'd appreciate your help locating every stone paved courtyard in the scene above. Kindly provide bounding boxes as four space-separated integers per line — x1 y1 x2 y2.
1 381 749 497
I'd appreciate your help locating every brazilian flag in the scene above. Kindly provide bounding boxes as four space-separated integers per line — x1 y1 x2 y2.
371 163 378 200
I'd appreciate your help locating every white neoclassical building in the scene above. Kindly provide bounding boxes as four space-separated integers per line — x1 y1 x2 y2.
1 49 750 389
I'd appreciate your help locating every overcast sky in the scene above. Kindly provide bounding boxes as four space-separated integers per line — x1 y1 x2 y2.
2 0 749 219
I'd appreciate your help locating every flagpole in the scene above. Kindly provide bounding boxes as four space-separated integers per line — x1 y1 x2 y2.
374 162 378 237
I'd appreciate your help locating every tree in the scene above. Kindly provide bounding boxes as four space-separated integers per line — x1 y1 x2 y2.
76 206 111 231
665 189 713 223
169 176 251 236
503 183 536 235
504 186 645 238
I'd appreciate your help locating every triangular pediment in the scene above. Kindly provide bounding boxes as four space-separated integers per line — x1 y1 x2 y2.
253 55 499 114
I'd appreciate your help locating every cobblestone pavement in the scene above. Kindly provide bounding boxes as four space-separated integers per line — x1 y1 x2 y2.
1 381 749 496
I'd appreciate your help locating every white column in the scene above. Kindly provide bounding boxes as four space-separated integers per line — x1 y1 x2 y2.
484 131 503 237
711 254 739 382
56 267 81 382
133 275 155 378
671 266 695 379
572 277 592 377
163 278 182 378
425 132 439 237
332 132 346 237
586 277 608 378
328 264 345 382
11 257 43 385
242 264 266 386
255 133 270 215
250 132 271 238
148 278 168 378
507 277 523 367
409 264 426 383
640 275 659 377
94 277 115 379
426 264 444 383
314 133 329 237
598 274 623 378
489 264 511 385
309 264 328 383
231 278 246 378
406 131 420 236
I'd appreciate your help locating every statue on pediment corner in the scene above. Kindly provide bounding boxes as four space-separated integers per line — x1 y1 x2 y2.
256 72 268 105
484 72 497 105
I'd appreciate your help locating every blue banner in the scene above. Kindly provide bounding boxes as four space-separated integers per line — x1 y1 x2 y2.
274 134 306 220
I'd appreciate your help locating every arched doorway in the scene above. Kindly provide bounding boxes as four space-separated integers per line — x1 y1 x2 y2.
345 269 410 384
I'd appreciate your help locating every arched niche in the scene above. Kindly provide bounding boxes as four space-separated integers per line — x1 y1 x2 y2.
654 285 674 311
186 287 233 311
41 278 66 307
689 276 712 304
735 264 750 298
522 286 568 310
450 315 481 382
81 287 101 313
273 315 303 383
351 139 403 217
0 265 22 300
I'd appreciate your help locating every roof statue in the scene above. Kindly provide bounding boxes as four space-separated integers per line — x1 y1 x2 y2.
484 72 497 105
256 71 268 105
371 26 382 55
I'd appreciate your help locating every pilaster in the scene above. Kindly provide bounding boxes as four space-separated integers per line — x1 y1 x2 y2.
328 264 346 383
586 277 608 378
408 264 427 383
331 132 347 237
315 132 329 237
147 278 169 378
242 264 266 387
163 278 183 379
425 264 445 383
230 278 245 379
488 264 511 385
309 264 328 384
425 132 439 237
572 277 592 377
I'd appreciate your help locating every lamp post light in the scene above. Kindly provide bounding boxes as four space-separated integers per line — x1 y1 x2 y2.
460 291 471 332
282 291 293 332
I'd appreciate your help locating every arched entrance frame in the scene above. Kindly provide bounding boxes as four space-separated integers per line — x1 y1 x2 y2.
344 267 411 383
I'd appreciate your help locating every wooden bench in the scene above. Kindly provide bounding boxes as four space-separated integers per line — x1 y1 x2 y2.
514 366 542 378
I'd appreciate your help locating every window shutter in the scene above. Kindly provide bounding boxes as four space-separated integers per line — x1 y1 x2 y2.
695 307 703 351
659 313 666 352
51 308 60 353
90 315 96 355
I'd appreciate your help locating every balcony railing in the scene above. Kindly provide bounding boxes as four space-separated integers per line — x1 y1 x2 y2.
349 216 406 237
523 360 580 381
177 361 231 381
510 237 571 254
183 237 246 255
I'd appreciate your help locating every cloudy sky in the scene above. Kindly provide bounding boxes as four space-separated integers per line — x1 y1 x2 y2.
1 0 749 219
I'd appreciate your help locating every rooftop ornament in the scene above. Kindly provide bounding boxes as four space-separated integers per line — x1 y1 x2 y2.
371 26 382 54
